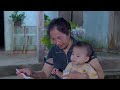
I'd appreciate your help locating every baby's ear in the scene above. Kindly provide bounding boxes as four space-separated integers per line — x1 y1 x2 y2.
85 57 90 62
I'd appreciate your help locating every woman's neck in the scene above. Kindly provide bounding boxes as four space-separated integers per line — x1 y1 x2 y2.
63 38 73 54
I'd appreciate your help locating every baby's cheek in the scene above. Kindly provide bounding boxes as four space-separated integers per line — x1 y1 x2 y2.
71 56 73 61
76 58 80 62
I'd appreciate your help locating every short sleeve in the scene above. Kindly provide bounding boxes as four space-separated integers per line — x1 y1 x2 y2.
45 46 55 65
47 46 55 60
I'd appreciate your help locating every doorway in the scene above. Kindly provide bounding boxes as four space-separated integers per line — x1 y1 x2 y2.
0 11 4 51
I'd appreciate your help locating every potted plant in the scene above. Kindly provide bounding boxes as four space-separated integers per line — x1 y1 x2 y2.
9 11 26 26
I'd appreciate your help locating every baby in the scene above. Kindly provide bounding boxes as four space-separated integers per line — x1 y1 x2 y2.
51 41 98 79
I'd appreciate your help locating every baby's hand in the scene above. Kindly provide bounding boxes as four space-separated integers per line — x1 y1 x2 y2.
51 68 57 75
51 68 63 78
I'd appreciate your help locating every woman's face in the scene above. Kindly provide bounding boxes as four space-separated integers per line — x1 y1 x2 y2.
50 27 70 49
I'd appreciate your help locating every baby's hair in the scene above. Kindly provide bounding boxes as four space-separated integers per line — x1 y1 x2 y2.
74 41 94 58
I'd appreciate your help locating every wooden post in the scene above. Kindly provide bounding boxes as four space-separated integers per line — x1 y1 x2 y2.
59 11 83 26
23 26 26 54
37 11 45 62
72 11 83 26
11 21 14 54
108 11 120 50
108 11 115 49
59 11 72 21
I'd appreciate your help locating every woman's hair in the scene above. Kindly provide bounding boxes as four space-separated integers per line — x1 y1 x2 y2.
47 17 71 37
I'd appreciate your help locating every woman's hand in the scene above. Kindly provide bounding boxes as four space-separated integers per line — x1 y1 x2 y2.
16 68 32 79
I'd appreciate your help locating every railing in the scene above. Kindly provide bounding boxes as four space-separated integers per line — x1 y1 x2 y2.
11 25 37 54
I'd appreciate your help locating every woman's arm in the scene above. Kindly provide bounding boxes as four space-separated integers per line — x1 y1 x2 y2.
30 63 54 79
89 58 104 79
30 58 54 79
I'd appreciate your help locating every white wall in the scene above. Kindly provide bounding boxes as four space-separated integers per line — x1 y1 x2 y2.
4 11 58 51
22 11 37 26
4 11 38 51
4 11 13 51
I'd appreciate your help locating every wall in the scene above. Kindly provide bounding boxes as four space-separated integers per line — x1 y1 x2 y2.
83 11 109 48
22 11 37 26
4 11 58 51
4 11 13 51
4 11 38 51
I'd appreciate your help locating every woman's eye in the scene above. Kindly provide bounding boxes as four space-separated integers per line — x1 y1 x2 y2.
58 36 62 39
77 56 80 57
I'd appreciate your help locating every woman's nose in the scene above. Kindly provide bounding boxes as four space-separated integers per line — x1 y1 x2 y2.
55 40 61 45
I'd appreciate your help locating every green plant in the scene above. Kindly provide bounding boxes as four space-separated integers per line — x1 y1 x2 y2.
41 14 53 50
9 11 26 26
44 14 51 27
69 21 79 29
42 32 54 50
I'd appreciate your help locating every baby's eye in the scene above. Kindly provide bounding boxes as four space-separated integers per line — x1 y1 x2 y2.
77 56 80 57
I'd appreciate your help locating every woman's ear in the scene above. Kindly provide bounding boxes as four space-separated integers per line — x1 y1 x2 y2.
68 33 70 38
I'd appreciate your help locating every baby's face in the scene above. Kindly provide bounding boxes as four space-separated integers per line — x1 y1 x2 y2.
71 47 89 65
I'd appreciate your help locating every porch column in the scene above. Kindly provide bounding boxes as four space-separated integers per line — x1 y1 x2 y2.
37 11 44 62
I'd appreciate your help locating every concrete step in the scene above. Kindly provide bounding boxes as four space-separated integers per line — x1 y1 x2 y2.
1 73 120 79
0 64 120 79
0 76 21 79
0 63 44 77
0 53 44 77
0 52 120 79
0 59 120 78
